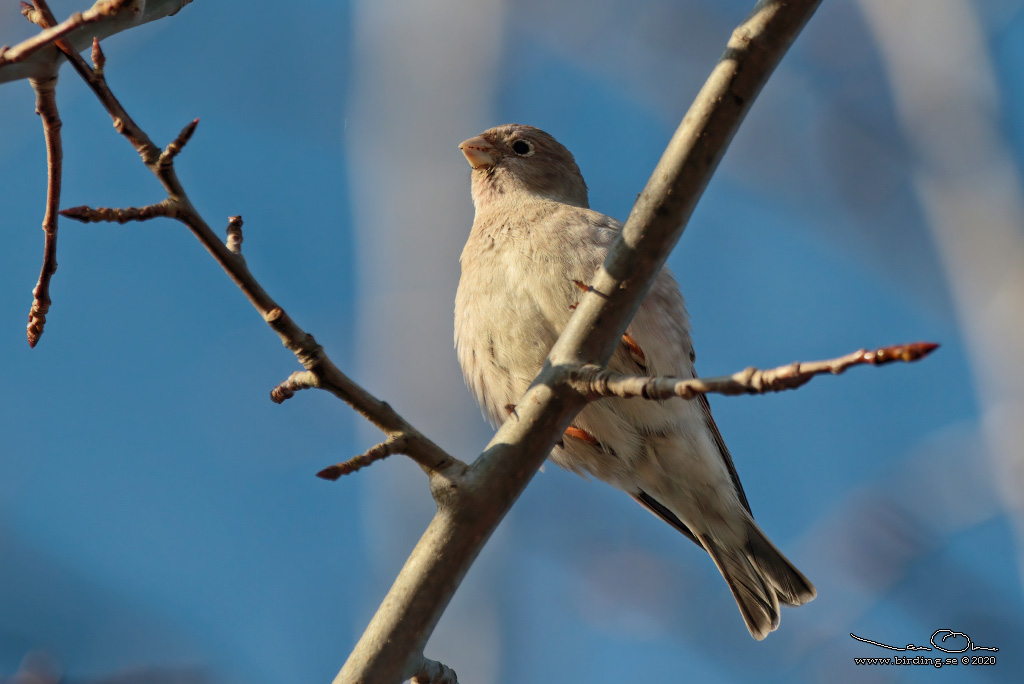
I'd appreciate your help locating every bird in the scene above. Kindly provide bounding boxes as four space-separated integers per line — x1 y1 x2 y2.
454 123 815 640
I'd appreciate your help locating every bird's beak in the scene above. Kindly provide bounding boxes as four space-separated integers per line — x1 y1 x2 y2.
459 136 496 169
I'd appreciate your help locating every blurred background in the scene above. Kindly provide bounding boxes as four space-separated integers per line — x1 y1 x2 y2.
1 0 1022 682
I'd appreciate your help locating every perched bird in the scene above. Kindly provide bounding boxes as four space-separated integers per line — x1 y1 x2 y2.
454 124 815 640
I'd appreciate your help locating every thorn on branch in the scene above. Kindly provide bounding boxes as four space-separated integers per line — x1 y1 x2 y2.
226 215 243 254
317 436 411 480
158 118 199 168
59 202 170 224
270 370 317 403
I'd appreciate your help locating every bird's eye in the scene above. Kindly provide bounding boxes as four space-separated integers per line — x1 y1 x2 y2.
511 139 534 156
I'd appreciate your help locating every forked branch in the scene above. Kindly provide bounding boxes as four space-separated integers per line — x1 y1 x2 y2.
35 4 461 480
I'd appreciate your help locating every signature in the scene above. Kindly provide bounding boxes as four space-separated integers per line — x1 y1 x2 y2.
851 630 998 653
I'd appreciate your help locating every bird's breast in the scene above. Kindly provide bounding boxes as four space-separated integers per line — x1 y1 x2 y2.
455 213 589 423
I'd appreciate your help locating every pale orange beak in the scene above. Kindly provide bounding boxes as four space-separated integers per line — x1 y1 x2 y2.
459 135 496 169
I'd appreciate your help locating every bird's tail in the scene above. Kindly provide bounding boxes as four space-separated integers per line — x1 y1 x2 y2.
695 519 816 640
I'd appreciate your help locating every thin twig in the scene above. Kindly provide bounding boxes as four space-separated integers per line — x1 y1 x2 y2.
29 1 161 163
0 0 129 67
26 72 61 347
271 371 467 477
317 436 413 480
269 370 316 403
569 342 940 401
61 201 171 223
158 117 199 168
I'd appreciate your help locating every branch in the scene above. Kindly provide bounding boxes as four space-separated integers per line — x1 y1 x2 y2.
61 201 171 223
25 71 61 347
159 117 199 168
46 25 464 479
0 0 193 84
270 370 464 476
0 0 129 68
316 437 413 480
569 343 940 401
336 1 825 682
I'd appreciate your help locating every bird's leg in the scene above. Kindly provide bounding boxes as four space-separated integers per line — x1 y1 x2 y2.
569 279 590 310
563 425 598 445
621 332 648 372
509 403 598 448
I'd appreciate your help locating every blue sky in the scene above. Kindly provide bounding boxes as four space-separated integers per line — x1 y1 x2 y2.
2 1 1023 683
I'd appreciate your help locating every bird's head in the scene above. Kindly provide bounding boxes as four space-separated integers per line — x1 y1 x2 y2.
459 124 589 209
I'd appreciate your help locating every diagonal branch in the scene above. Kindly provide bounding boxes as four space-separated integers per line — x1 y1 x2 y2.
569 343 940 401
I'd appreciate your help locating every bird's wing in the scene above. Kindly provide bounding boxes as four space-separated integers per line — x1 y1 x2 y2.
631 490 700 546
618 264 755 517
695 391 753 515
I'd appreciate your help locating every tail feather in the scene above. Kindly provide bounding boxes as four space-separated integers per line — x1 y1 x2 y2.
697 520 815 640
747 520 816 607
